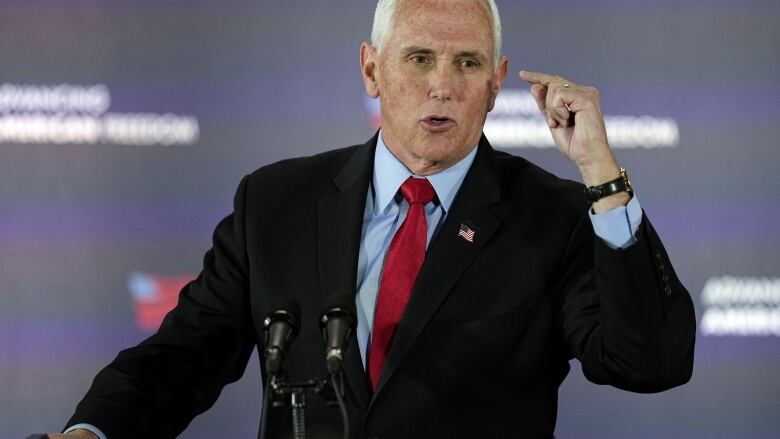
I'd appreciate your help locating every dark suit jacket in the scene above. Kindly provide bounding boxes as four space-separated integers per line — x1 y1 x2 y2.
67 134 695 438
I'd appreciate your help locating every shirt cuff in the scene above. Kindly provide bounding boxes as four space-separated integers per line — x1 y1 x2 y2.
588 194 642 249
64 423 108 439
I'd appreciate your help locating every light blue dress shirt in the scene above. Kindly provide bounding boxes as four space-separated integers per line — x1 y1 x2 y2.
67 132 642 438
64 423 108 439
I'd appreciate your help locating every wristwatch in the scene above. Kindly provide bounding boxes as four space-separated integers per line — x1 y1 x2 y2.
584 167 633 202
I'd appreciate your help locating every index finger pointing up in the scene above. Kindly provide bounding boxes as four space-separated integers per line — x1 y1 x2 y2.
519 70 558 86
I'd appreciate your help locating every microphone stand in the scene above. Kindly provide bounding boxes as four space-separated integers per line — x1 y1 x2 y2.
329 370 350 439
258 373 275 439
291 389 306 439
262 373 345 439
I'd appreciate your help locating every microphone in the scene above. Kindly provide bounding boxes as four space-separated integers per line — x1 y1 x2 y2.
319 294 357 374
263 296 301 376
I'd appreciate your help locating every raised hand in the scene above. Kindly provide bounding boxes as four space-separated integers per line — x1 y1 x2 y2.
519 70 629 212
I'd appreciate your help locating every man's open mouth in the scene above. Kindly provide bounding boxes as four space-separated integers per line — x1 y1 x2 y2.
422 116 455 131
425 116 452 123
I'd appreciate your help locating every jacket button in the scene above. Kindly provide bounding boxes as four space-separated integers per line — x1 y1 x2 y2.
665 285 672 296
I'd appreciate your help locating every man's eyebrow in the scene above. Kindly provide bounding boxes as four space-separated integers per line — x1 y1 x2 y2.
401 46 435 56
456 50 487 60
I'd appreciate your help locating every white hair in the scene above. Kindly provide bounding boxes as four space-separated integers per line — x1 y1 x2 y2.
371 0 503 69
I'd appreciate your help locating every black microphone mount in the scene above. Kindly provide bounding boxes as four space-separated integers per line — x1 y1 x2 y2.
260 294 356 439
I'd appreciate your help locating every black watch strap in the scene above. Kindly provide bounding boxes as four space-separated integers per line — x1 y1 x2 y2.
584 168 633 202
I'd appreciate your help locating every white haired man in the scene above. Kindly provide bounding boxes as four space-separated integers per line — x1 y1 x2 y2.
54 0 694 437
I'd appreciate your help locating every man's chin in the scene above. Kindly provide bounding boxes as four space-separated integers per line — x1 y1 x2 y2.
411 139 473 169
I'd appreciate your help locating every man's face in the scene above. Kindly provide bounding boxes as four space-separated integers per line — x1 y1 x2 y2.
361 0 508 175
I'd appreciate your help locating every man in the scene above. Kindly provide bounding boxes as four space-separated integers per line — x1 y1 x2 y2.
52 0 695 437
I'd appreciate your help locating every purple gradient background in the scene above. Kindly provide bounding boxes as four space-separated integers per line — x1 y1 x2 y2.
1 1 779 438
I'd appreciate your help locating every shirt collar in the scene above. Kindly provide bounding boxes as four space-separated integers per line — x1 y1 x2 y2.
372 130 478 214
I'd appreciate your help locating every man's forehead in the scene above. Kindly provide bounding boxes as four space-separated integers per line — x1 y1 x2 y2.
390 0 494 51
397 0 490 14
394 0 492 26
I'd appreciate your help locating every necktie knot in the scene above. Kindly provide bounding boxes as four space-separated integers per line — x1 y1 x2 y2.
400 177 435 206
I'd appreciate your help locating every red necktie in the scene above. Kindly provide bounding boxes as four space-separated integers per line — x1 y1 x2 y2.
368 177 436 390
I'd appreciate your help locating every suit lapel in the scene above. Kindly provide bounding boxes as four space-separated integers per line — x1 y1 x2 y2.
316 136 376 410
369 136 505 405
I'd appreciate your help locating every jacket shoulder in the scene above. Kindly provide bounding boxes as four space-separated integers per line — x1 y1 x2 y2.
250 143 363 182
237 143 370 202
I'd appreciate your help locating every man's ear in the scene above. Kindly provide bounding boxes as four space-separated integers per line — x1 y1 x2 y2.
360 42 380 98
487 55 509 112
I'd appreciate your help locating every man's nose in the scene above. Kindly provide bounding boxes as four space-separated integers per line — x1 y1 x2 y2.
429 65 455 101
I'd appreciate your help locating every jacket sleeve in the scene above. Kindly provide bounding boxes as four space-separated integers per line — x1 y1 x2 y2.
557 211 696 393
65 175 257 438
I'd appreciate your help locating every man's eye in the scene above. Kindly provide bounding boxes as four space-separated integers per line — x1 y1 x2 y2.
461 59 479 68
411 55 430 64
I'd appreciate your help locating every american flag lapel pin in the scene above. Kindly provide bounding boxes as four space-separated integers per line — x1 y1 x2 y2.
458 222 476 244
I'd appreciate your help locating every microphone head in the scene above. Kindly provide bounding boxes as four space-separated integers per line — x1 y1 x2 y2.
320 294 357 374
264 295 302 335
319 293 357 329
263 296 302 376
